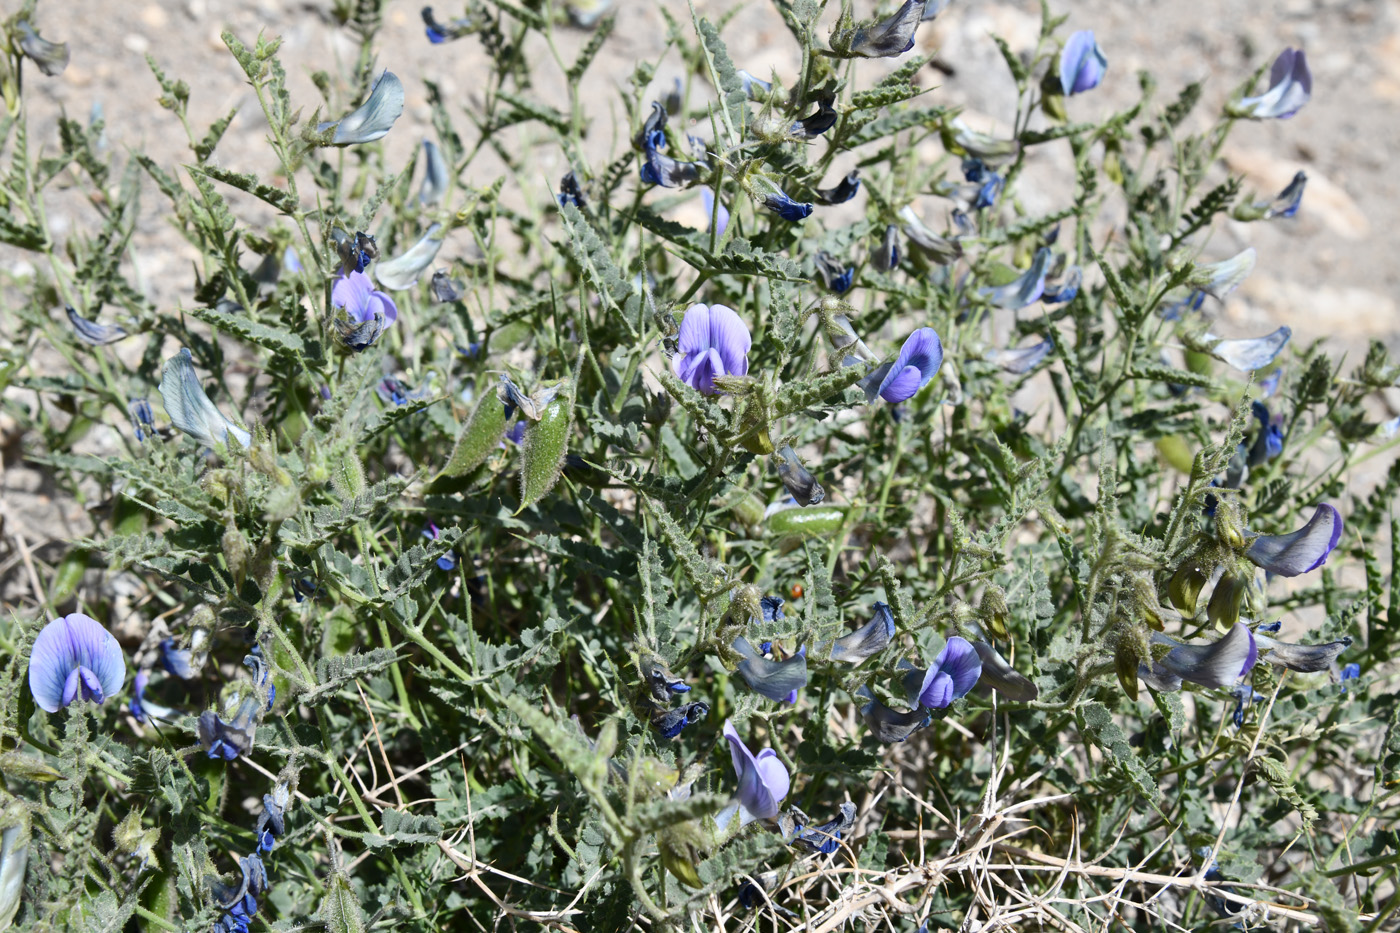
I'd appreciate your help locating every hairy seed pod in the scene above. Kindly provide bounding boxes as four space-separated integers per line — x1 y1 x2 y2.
519 397 570 512
439 392 506 478
1168 558 1210 615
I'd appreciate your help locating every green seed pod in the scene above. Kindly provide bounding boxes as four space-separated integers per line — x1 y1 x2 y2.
0 793 30 930
331 452 366 501
223 525 250 586
1168 557 1211 615
519 396 571 512
439 391 506 478
765 506 846 538
980 585 1011 641
1207 569 1248 632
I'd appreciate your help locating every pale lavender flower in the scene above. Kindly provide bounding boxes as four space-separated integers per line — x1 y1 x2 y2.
419 140 449 206
826 603 895 663
722 719 790 826
732 636 808 702
1203 326 1291 372
860 327 944 403
15 21 69 76
1232 49 1312 120
318 70 405 145
985 337 1053 374
981 248 1052 309
66 306 127 345
1191 248 1256 299
375 224 444 291
1245 504 1343 577
672 303 751 395
1139 622 1258 692
1059 31 1107 95
159 349 252 449
28 614 126 714
857 687 930 743
332 271 399 351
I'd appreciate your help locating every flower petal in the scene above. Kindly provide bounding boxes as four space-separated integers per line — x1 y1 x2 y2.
1254 632 1352 673
939 636 983 698
706 304 752 377
972 641 1038 702
374 223 445 291
29 614 125 713
159 348 251 449
419 139 449 206
1206 326 1291 372
985 337 1053 374
858 688 931 742
1246 504 1343 577
1156 622 1257 688
829 603 896 663
320 70 405 145
733 637 809 702
66 306 128 345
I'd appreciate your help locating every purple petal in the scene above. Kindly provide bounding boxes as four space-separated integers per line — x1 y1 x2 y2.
753 750 791 807
369 289 399 324
1246 504 1343 577
1060 30 1107 95
676 303 712 357
1157 623 1257 688
919 671 955 709
972 641 1038 702
938 636 983 698
332 272 373 322
706 304 752 378
29 613 125 713
879 365 924 403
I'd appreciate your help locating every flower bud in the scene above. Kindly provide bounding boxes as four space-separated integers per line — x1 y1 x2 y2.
979 585 1010 641
1207 568 1249 632
1168 557 1211 616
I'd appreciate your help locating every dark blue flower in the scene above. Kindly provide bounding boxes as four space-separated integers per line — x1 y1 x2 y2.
1042 266 1081 303
256 783 290 852
1255 171 1307 219
335 231 379 274
774 444 825 506
973 174 1004 209
873 223 900 271
791 95 838 138
961 158 987 183
292 578 321 603
761 596 785 623
815 170 861 205
860 328 944 404
1229 684 1265 727
651 701 710 739
1247 401 1284 466
332 271 398 351
28 614 126 714
815 251 854 295
839 0 925 58
377 376 429 407
557 170 587 209
1340 662 1361 692
159 630 209 679
762 190 813 222
198 695 262 761
1160 289 1206 320
1246 504 1342 577
128 399 155 441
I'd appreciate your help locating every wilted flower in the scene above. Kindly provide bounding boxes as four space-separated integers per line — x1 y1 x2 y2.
1241 171 1307 221
159 627 209 679
318 70 405 145
672 303 751 395
1245 504 1342 577
732 636 808 703
773 444 825 506
761 596 785 623
1229 684 1266 727
377 376 430 407
985 337 1053 374
736 69 774 99
790 95 838 138
971 639 1038 702
498 375 563 421
982 248 1052 309
1191 247 1256 300
1231 48 1312 120
255 783 290 852
198 694 262 761
1254 631 1351 673
860 327 944 404
557 171 587 210
332 271 398 351
375 223 445 290
651 701 710 739
642 656 691 702
873 223 901 271
15 21 69 76
419 139 448 205
1059 30 1107 95
159 349 252 450
1138 622 1258 692
66 306 127 345
901 636 982 709
815 250 854 294
1202 326 1292 372
430 270 463 303
335 230 379 274
128 399 155 441
826 603 895 663
1247 401 1284 467
1043 266 1081 303
815 170 861 205
787 802 856 855
421 6 482 42
857 686 931 742
833 0 926 58
762 188 813 222
28 614 126 714
638 102 701 187
128 670 177 724
823 310 879 366
721 719 790 826
213 852 268 932
948 118 1020 165
898 205 962 264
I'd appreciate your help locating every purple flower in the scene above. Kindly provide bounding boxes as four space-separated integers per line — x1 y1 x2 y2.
198 695 262 761
317 70 405 145
1246 504 1342 577
901 636 982 709
1059 31 1107 95
331 271 398 351
672 303 751 395
1203 326 1292 372
28 614 126 714
984 338 1053 374
128 670 177 724
1234 48 1312 120
1139 623 1258 692
700 187 729 235
971 640 1039 702
860 327 944 404
723 719 790 826
256 783 290 852
128 399 155 441
981 248 1052 309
